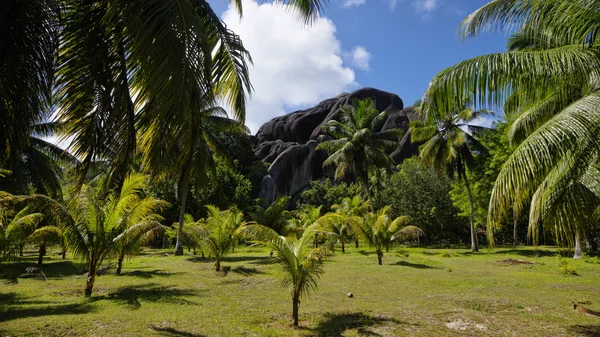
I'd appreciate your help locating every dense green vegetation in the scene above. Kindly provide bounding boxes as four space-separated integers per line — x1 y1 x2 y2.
2 0 600 333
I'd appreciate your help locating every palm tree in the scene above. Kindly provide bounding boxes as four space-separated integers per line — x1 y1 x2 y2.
317 98 403 212
0 204 44 261
27 225 66 264
189 205 240 271
65 173 168 296
0 0 58 166
140 97 247 256
236 223 327 327
250 197 292 235
352 206 413 265
331 195 370 249
0 122 79 199
424 0 600 251
410 105 491 252
287 206 323 245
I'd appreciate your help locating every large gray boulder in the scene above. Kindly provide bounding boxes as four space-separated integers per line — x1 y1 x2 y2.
255 88 420 204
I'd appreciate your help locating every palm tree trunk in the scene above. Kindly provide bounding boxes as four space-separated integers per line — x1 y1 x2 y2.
19 244 23 257
574 230 583 259
355 238 359 248
85 272 95 297
292 291 300 327
175 162 191 256
363 179 376 213
377 249 383 265
314 233 319 248
461 170 478 252
62 248 66 259
37 244 46 265
513 207 519 246
116 248 125 274
85 259 96 297
215 257 221 271
341 237 345 253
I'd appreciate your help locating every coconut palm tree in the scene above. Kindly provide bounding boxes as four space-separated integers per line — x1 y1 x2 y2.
66 173 168 296
4 0 331 190
236 223 327 327
188 205 240 271
352 206 413 265
331 195 370 249
287 206 323 243
424 0 600 251
0 122 79 199
250 197 292 235
140 97 247 256
0 204 44 261
410 104 491 252
317 98 404 212
27 225 66 264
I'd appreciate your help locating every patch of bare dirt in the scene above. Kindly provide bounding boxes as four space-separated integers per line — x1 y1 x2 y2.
498 259 534 265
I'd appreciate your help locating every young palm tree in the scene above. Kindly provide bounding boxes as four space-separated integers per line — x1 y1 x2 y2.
424 0 600 250
317 98 403 212
66 173 168 296
0 205 44 261
189 205 240 271
410 105 491 252
352 206 413 265
236 223 327 327
250 197 292 235
331 195 370 249
27 225 66 264
287 206 323 244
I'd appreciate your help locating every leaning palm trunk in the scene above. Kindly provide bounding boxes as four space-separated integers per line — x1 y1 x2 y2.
376 249 383 265
175 163 191 256
461 170 478 252
574 231 583 259
116 248 125 274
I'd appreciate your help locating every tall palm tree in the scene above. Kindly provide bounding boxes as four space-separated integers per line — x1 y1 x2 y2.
352 206 413 265
410 104 491 252
236 223 327 327
0 0 58 166
317 98 403 212
424 0 600 250
66 173 168 296
0 122 79 199
140 98 246 256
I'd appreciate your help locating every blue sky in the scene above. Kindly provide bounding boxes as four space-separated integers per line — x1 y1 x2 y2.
209 0 507 132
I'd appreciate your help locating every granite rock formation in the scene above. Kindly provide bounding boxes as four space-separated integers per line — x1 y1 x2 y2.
254 88 421 205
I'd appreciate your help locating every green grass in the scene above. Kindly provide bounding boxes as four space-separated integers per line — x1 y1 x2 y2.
1 245 600 336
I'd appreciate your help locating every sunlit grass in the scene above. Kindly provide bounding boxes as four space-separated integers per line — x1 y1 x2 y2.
1 245 599 336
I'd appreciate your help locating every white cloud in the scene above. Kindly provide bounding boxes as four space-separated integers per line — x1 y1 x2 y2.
342 0 366 8
387 0 398 11
350 46 371 71
412 0 439 14
222 0 357 134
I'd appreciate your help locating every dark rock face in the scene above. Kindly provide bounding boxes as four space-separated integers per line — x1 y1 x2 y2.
254 88 421 205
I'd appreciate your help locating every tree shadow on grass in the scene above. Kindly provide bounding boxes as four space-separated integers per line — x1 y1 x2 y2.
224 255 272 265
312 312 406 337
0 261 85 281
392 261 439 269
0 293 94 322
358 250 373 256
93 283 200 309
491 249 555 258
230 266 265 276
568 325 600 337
118 270 178 279
150 326 207 337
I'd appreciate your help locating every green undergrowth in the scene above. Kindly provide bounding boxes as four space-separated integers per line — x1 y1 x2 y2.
1 246 600 336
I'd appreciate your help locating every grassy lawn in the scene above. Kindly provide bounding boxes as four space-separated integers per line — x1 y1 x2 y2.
1 245 600 336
